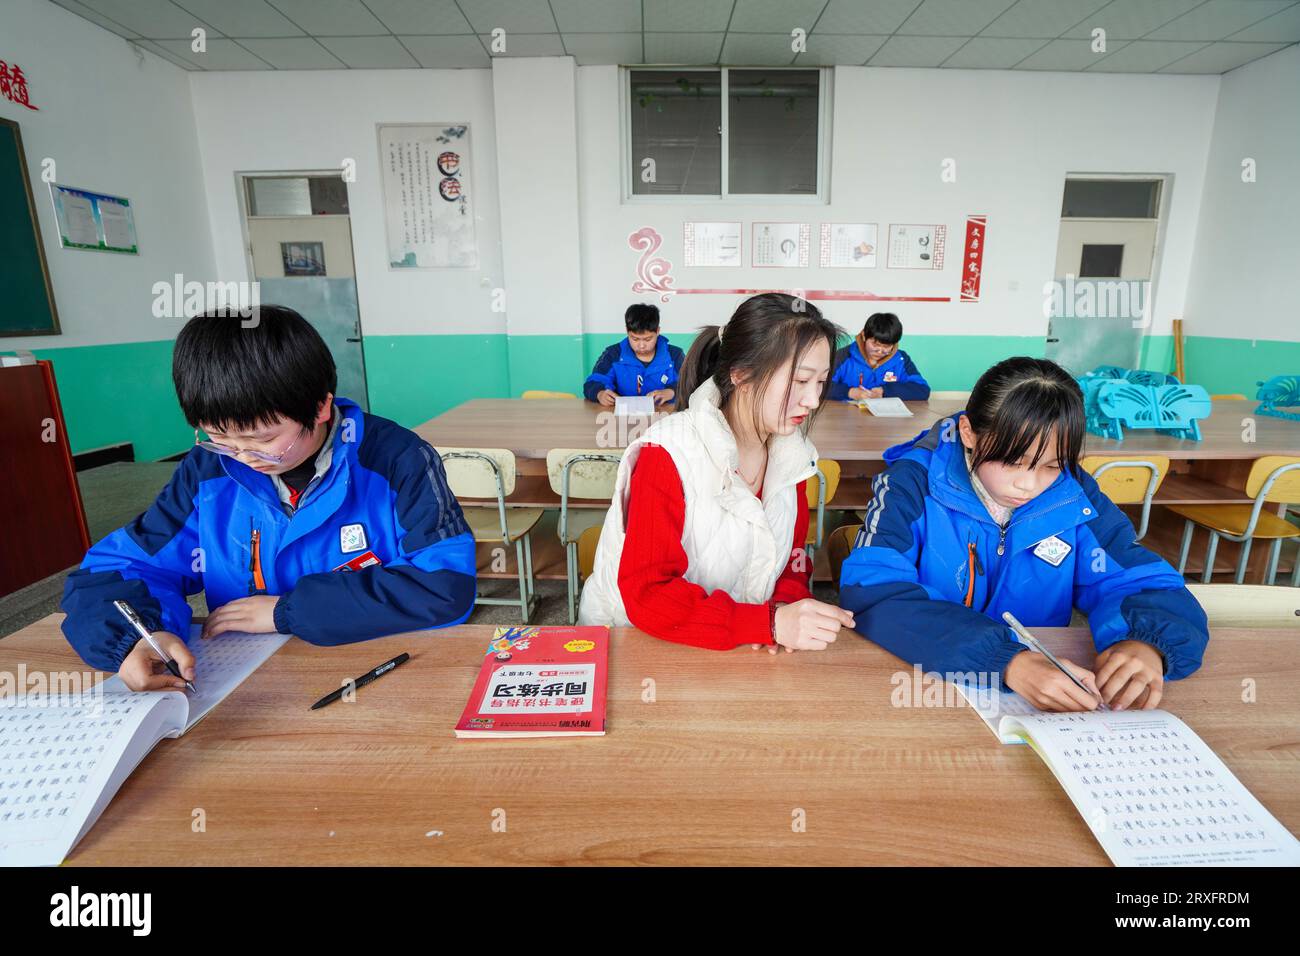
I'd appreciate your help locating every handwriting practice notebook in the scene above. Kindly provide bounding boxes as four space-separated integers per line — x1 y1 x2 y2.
857 397 913 417
953 683 1300 867
0 626 288 866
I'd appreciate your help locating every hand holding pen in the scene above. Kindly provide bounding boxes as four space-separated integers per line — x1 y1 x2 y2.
1002 611 1108 713
112 600 198 694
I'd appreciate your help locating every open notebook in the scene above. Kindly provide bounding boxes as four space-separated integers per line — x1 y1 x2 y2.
953 682 1300 867
0 626 288 866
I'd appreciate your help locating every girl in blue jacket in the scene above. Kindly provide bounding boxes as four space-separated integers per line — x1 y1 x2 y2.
839 356 1208 712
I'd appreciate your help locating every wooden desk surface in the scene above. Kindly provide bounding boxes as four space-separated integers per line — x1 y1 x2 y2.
415 398 1300 463
2 615 1296 866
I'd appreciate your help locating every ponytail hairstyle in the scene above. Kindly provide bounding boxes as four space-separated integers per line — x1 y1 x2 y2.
676 293 844 441
965 357 1085 477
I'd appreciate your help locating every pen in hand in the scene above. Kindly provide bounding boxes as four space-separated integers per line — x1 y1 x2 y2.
1002 611 1107 711
112 600 197 693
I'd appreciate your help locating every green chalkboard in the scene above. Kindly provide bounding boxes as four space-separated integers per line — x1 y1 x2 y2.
0 117 60 336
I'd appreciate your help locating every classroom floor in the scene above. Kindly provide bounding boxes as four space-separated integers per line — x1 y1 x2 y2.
0 459 844 641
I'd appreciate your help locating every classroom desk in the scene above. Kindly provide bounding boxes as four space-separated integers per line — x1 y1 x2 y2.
418 397 1300 583
415 397 1300 470
2 615 1296 866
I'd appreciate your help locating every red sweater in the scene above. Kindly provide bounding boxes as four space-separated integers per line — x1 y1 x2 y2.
617 443 812 650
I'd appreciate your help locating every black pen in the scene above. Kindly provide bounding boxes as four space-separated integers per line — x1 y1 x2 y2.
310 653 410 710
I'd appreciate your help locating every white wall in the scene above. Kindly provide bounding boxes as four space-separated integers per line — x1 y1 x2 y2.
1184 44 1300 343
0 0 214 351
576 64 1220 343
188 68 505 338
492 57 583 339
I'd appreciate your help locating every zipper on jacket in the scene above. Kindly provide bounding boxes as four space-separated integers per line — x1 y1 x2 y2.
964 541 983 608
249 518 267 595
997 523 1007 556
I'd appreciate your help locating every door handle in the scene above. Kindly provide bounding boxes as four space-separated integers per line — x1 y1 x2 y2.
345 337 361 343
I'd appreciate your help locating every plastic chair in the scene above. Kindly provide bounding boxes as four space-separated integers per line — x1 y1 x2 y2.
1211 394 1246 401
803 459 842 563
546 448 622 624
438 447 543 621
1167 456 1300 585
522 390 578 399
827 523 863 588
1080 455 1170 541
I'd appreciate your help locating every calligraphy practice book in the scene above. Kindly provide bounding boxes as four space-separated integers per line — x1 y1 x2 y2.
953 683 1300 867
857 397 913 417
455 625 608 738
0 626 288 866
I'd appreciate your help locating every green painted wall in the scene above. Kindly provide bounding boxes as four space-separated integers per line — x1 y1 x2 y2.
10 331 1295 463
12 340 191 462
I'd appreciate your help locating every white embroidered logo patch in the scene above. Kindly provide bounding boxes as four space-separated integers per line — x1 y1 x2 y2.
340 523 367 554
1033 535 1071 567
661 373 669 384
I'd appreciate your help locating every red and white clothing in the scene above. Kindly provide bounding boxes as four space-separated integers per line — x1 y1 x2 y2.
579 377 819 649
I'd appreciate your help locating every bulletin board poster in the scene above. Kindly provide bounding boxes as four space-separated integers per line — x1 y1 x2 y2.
752 222 809 268
887 223 945 270
683 221 742 267
49 184 138 254
820 222 877 268
378 123 477 269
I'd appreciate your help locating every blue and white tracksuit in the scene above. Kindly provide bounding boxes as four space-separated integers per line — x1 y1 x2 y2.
838 414 1208 684
61 398 477 671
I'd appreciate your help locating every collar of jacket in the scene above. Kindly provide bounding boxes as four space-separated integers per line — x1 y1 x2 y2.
907 413 1095 553
682 377 818 503
220 398 364 536
854 332 896 369
619 334 670 367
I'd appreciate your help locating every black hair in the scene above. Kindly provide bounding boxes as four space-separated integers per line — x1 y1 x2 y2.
965 357 1085 476
625 303 661 334
862 312 903 345
173 305 337 432
677 293 844 441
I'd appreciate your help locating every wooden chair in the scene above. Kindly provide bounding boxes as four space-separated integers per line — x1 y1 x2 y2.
438 447 543 621
1186 584 1300 628
1080 455 1170 541
522 390 578 399
827 523 863 587
1167 456 1300 585
804 459 842 563
546 448 622 624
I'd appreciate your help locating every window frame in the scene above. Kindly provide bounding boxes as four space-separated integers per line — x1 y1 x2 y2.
620 65 832 205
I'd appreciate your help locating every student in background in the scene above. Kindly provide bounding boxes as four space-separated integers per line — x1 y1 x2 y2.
827 312 930 401
579 293 855 651
61 306 477 690
584 303 685 407
839 357 1207 711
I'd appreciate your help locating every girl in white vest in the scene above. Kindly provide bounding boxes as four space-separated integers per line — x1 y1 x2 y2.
578 293 856 652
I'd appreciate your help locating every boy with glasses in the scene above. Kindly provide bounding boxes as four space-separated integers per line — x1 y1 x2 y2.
61 306 476 690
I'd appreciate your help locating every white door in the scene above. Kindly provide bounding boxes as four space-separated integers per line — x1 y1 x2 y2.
1045 178 1163 376
240 174 370 409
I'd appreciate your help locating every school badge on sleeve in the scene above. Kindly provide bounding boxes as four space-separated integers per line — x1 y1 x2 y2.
339 522 367 554
1033 535 1071 567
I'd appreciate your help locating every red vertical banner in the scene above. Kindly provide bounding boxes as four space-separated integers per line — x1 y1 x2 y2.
960 215 987 302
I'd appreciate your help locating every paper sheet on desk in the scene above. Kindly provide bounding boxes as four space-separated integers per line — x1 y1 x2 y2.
100 624 289 732
857 397 912 417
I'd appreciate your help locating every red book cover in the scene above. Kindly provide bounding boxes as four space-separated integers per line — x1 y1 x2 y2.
455 625 609 738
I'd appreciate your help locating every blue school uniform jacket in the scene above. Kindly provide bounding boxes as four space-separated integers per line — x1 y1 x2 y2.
827 343 930 401
583 335 685 401
838 414 1208 684
61 398 477 671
